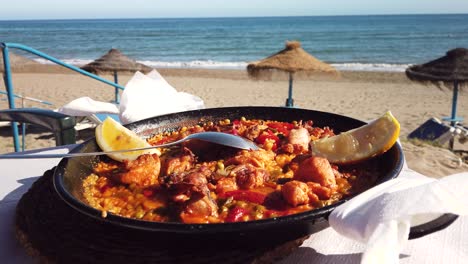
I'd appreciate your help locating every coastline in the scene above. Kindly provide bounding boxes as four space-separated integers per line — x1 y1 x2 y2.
1 64 467 177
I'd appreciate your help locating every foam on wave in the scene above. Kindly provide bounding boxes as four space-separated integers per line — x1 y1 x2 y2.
34 58 411 72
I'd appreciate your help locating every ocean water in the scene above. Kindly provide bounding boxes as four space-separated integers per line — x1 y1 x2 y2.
1 14 468 72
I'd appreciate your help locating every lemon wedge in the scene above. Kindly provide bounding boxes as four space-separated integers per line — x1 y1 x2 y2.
310 111 400 164
95 117 159 162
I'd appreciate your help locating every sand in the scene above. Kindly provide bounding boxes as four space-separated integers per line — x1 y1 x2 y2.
1 64 467 178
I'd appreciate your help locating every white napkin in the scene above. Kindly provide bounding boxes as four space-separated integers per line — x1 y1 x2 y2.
329 163 468 264
57 96 119 116
57 70 204 125
119 70 204 124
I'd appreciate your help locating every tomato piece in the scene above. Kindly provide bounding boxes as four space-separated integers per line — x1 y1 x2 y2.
99 184 110 193
267 122 294 136
226 206 249 222
255 131 280 145
255 131 280 150
222 190 267 204
143 189 154 197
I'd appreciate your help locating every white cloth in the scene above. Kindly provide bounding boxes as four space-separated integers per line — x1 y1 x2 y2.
119 70 204 124
329 163 468 264
57 70 204 124
57 96 119 116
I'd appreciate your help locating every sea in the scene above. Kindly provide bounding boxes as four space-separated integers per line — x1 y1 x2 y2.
1 14 468 72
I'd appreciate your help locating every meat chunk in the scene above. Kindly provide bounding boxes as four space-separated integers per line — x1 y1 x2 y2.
163 166 218 222
115 154 161 187
163 166 212 199
307 182 333 200
294 156 336 187
244 124 266 141
225 149 275 168
282 180 310 206
180 195 219 223
216 177 238 193
161 147 195 175
287 127 310 151
229 164 269 189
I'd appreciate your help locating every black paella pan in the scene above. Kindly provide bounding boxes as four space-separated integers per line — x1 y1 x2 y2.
53 106 408 248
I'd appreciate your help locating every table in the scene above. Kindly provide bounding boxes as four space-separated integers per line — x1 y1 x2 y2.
1 146 467 263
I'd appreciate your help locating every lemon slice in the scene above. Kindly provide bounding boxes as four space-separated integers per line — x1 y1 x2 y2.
95 117 159 162
310 111 400 164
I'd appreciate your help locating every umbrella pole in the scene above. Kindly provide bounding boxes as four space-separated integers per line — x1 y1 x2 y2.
285 72 294 107
113 70 120 104
448 81 459 150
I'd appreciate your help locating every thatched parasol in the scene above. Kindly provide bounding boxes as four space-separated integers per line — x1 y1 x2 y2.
247 41 339 107
81 49 153 103
406 47 468 149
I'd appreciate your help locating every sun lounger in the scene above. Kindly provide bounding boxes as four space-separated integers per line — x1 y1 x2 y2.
408 118 456 145
408 117 468 147
0 108 76 151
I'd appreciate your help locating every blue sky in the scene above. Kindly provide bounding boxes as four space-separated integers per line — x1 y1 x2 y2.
1 0 468 20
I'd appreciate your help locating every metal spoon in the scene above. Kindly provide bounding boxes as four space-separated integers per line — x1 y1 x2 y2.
0 132 259 159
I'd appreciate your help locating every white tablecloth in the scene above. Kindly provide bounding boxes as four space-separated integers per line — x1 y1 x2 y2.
0 146 467 263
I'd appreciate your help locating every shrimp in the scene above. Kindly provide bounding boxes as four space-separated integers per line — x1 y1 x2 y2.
287 127 310 151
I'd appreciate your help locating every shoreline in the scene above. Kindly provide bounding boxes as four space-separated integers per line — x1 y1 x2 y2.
1 63 411 82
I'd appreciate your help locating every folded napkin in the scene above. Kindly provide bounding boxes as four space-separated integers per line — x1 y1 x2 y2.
329 163 468 264
119 70 204 124
57 70 204 125
57 96 119 116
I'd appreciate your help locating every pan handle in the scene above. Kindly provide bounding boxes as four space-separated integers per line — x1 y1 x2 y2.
408 213 458 240
324 213 458 240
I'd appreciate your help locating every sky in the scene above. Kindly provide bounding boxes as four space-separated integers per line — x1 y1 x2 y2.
1 0 468 20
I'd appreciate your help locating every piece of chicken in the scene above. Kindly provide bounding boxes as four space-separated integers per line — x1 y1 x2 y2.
294 156 336 187
225 149 275 168
216 176 238 193
115 154 161 187
229 164 269 190
282 180 310 207
161 147 195 175
163 166 218 222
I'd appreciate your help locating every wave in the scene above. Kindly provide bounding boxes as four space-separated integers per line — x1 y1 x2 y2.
331 63 410 72
34 58 411 72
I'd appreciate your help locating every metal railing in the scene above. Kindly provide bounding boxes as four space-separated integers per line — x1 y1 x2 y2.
1 42 125 152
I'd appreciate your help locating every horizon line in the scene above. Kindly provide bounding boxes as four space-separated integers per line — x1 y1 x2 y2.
1 12 467 22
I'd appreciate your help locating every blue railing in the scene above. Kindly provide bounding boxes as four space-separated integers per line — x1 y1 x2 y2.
1 42 125 152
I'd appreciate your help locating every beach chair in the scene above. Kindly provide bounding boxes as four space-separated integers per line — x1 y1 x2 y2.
0 108 76 151
408 117 467 147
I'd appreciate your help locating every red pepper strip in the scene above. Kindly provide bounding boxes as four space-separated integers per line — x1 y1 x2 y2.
267 122 294 136
222 190 267 204
143 189 154 197
255 131 280 150
226 206 249 222
99 184 110 193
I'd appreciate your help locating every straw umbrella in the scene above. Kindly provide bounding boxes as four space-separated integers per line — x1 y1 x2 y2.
247 41 339 107
81 49 153 103
406 47 468 149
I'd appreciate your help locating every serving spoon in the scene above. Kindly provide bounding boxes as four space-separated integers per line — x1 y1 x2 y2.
0 132 259 159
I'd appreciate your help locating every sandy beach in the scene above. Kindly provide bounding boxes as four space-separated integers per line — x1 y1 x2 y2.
1 64 467 178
